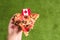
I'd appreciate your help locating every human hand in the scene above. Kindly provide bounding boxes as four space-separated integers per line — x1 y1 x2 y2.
8 17 22 40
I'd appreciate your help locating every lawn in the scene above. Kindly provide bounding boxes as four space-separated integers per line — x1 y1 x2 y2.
0 0 60 40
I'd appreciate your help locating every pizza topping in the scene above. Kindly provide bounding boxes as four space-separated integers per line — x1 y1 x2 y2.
25 27 30 32
18 25 22 32
11 8 39 36
16 20 21 24
26 25 29 27
24 16 28 19
22 20 24 23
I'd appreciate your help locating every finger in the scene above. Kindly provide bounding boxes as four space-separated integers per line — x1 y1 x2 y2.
8 15 18 35
16 31 23 40
8 17 14 35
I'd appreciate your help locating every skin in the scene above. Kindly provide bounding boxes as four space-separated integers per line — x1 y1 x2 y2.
8 17 22 40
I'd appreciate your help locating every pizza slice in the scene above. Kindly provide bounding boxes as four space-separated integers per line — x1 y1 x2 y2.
11 8 39 36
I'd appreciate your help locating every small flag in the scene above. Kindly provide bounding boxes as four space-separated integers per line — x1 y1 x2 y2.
22 8 31 16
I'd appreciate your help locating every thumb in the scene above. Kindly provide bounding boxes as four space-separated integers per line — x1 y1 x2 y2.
13 25 18 34
16 31 23 40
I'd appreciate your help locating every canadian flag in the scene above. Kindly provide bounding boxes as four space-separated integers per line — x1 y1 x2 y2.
22 8 31 16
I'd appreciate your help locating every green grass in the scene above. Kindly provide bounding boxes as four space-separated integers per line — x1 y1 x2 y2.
0 0 60 40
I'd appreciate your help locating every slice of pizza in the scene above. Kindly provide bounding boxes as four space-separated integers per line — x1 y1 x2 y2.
11 8 39 36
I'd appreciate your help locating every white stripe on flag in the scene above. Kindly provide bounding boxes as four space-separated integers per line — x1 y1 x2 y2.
23 9 28 16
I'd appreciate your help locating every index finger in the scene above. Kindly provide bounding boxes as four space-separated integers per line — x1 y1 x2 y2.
8 16 15 35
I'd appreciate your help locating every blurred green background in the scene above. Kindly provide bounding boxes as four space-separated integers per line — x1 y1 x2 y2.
0 0 60 40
